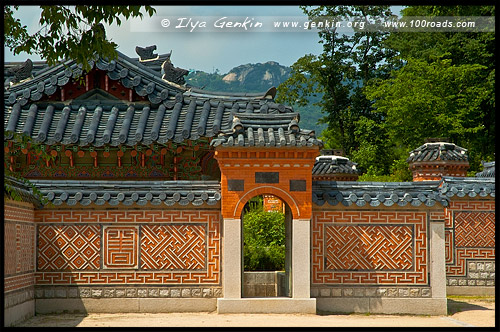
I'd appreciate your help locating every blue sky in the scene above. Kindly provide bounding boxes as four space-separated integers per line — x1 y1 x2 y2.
5 6 404 73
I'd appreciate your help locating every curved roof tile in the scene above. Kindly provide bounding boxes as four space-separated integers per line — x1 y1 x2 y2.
5 52 319 148
210 112 322 148
439 176 495 198
29 180 221 207
407 142 468 163
312 155 358 176
312 181 449 207
475 161 495 178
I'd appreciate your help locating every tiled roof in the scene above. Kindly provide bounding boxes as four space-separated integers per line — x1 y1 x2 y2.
210 112 322 148
4 176 42 206
312 155 358 176
406 142 468 163
4 50 321 148
312 181 449 207
4 99 288 147
439 176 495 198
475 161 495 178
29 180 221 206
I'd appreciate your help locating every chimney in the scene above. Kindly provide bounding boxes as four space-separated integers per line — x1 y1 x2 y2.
312 150 359 181
407 139 469 181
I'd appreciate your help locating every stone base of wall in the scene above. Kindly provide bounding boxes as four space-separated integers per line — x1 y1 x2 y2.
446 261 495 296
4 288 35 327
316 297 447 316
311 286 445 315
311 286 432 298
446 286 495 296
34 286 222 314
36 298 218 314
35 286 222 300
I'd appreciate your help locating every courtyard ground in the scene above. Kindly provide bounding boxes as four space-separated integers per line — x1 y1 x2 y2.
14 296 495 328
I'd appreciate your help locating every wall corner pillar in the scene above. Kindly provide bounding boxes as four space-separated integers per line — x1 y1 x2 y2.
221 218 242 299
292 218 312 299
430 220 447 299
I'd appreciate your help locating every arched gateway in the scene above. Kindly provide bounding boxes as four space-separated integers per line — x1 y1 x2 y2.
4 44 495 324
214 142 320 313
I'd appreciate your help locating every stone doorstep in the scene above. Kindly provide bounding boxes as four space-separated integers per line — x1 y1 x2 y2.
217 298 317 314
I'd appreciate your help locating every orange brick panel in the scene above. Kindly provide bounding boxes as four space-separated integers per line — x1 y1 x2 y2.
325 225 414 271
215 146 319 220
34 209 221 286
312 211 428 285
444 199 495 278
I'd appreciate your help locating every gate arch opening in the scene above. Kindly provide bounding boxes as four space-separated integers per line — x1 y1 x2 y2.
233 185 302 220
241 193 292 298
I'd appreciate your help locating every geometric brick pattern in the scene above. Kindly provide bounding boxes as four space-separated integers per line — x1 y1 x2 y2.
35 210 219 224
312 211 427 285
4 222 18 276
445 201 495 278
325 225 413 271
37 225 101 271
4 201 36 294
34 210 221 285
454 212 495 248
17 223 36 272
141 225 206 270
103 226 139 269
4 273 35 293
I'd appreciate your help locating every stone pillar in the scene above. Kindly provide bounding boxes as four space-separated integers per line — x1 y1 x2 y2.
217 216 316 313
222 218 242 298
430 221 447 300
292 218 311 299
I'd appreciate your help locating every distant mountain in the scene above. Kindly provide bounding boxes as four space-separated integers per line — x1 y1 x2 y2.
186 62 326 136
220 61 291 90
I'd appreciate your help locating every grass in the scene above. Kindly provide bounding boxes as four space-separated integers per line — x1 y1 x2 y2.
447 295 495 302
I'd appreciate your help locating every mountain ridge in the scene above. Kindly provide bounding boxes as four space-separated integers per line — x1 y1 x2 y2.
186 61 326 135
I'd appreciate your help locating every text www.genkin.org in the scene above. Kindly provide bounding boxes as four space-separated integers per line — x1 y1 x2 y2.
130 16 495 33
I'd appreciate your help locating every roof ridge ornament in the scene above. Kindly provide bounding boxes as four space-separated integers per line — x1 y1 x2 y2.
9 59 34 85
161 52 189 85
264 87 277 99
135 45 159 62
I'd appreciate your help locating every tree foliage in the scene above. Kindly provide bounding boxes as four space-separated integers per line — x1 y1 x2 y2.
276 5 396 160
365 5 495 172
4 132 54 203
4 5 156 201
278 5 495 177
243 197 285 271
4 5 156 71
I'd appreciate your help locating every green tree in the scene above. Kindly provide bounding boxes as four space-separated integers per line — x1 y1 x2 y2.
277 5 396 159
4 5 156 71
365 5 495 172
4 5 156 199
243 198 285 271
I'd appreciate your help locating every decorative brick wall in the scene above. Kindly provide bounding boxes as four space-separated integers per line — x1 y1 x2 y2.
311 208 433 298
444 200 495 290
33 208 222 299
215 147 319 219
4 199 36 325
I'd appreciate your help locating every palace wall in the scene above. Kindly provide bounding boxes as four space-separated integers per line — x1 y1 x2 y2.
31 204 222 314
444 198 495 295
310 203 447 315
4 180 494 318
4 199 37 326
